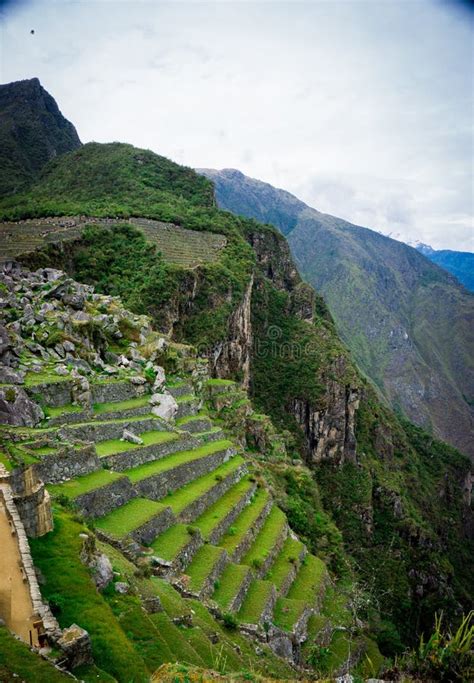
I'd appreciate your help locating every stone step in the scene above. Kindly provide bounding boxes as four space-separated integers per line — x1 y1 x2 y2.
219 488 273 563
166 382 194 398
98 432 198 472
204 379 237 395
286 554 328 608
237 579 277 627
264 535 307 598
94 497 175 546
180 545 228 599
91 380 146 405
176 413 213 434
150 523 204 574
241 505 288 577
92 395 152 420
272 597 312 638
49 470 136 518
195 427 225 444
167 456 247 524
194 478 257 545
175 395 201 420
58 415 168 443
212 562 253 613
125 440 238 502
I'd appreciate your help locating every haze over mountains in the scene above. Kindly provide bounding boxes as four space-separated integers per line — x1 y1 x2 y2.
414 243 474 293
199 168 474 460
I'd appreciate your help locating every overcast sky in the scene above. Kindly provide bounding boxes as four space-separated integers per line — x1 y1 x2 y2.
0 0 472 250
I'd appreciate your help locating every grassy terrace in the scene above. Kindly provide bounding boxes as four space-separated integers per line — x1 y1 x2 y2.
46 404 82 418
205 379 235 387
93 396 151 414
273 597 307 632
125 439 234 484
194 477 254 538
219 487 270 555
176 394 196 404
24 372 70 386
49 469 125 500
238 579 274 624
286 554 327 604
95 430 178 457
176 412 210 427
162 455 245 516
185 545 225 593
94 497 167 537
150 523 193 561
212 563 250 610
241 505 287 568
265 536 304 589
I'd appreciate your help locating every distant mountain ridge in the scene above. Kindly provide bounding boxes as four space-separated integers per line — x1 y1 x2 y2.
199 168 474 460
0 77 81 197
413 242 474 292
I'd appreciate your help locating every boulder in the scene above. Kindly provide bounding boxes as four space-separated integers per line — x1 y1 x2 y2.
93 553 114 591
0 365 24 384
114 582 130 594
150 393 178 421
152 366 166 391
0 386 44 426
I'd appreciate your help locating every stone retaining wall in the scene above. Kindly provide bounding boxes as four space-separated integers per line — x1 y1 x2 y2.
134 447 237 501
200 550 229 598
258 523 288 578
208 482 257 545
91 381 145 404
278 543 307 598
102 434 197 472
26 380 73 408
59 416 166 442
47 408 91 426
167 384 193 398
171 530 203 573
75 476 136 518
231 497 273 562
180 417 213 433
177 462 247 524
34 444 100 483
228 567 253 613
130 506 175 546
176 399 200 420
91 404 151 421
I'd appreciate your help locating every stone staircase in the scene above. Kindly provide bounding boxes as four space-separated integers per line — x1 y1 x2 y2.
4 373 330 663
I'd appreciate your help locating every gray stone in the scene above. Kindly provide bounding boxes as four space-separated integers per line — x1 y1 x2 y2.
93 553 114 591
0 386 44 426
150 392 178 421
114 582 130 594
130 375 146 385
0 365 24 384
63 340 76 353
122 429 143 445
55 364 69 376
57 624 93 668
152 366 166 390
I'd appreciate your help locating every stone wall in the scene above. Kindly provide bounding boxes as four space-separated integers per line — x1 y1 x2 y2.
231 497 273 562
200 550 229 598
180 417 213 433
26 380 73 408
102 434 197 472
228 567 253 613
91 380 145 404
130 506 175 546
59 415 166 442
134 447 237 501
257 523 288 578
10 467 53 537
75 476 136 518
34 444 100 483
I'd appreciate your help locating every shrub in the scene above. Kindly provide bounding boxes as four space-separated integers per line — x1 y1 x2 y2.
4 387 16 403
222 612 238 630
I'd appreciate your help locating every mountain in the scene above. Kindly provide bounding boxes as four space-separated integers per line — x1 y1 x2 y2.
0 80 472 682
414 242 474 292
199 168 474 460
0 77 81 197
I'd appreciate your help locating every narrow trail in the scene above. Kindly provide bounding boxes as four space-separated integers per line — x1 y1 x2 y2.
0 485 40 646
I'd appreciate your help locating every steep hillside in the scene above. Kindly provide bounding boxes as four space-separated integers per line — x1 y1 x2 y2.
199 169 474 460
415 243 474 293
0 78 81 197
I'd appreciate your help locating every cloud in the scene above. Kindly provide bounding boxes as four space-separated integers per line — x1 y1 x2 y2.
0 0 472 251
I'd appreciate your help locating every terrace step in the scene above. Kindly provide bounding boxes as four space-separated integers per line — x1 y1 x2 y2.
211 390 249 412
180 545 228 598
97 432 198 472
125 440 238 502
91 379 146 405
195 427 225 444
241 505 288 577
92 395 152 420
58 415 168 443
264 535 307 597
273 597 311 637
163 456 247 524
212 563 253 613
176 413 213 434
237 579 277 627
44 404 90 426
194 478 257 544
204 379 237 395
166 382 194 398
150 523 203 574
49 469 135 518
94 497 175 545
286 554 328 608
219 488 273 563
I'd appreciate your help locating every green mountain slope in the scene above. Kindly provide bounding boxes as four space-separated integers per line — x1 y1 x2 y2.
415 243 474 292
199 168 474 461
0 78 81 197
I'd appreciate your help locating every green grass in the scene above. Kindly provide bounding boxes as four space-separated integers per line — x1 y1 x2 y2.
93 396 151 414
125 439 234 484
29 445 57 456
241 505 287 568
194 476 254 538
185 545 225 592
47 404 82 418
0 626 72 682
49 469 125 500
24 372 69 386
212 563 250 610
273 597 307 632
176 412 209 427
29 511 149 682
150 524 194 561
287 553 327 604
264 535 304 589
205 379 235 387
163 455 245 516
94 498 167 537
237 579 274 624
219 487 270 554
96 430 178 457
175 393 196 403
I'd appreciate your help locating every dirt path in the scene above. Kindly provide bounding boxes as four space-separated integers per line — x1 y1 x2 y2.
0 496 39 646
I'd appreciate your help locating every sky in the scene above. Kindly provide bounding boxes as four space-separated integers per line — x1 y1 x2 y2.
0 0 472 251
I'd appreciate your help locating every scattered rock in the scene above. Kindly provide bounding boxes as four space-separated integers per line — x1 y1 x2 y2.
122 429 143 445
150 392 178 421
0 386 44 426
55 364 69 376
114 582 130 594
